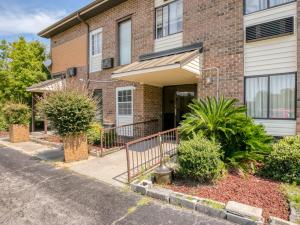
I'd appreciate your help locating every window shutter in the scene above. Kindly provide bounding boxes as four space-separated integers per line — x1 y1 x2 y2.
246 17 294 42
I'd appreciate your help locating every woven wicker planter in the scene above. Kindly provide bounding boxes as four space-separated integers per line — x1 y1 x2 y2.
9 124 29 143
63 134 88 162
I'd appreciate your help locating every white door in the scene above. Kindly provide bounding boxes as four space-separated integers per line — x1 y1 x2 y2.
116 87 134 136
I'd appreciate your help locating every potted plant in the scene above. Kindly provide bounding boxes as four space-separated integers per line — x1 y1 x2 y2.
38 86 96 162
3 102 31 143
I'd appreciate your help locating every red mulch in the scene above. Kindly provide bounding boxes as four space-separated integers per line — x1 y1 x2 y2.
164 173 289 221
0 131 8 137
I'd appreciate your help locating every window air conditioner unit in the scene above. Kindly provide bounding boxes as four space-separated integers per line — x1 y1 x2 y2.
102 58 114 69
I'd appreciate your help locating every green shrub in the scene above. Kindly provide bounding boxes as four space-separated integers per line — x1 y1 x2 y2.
177 135 224 183
262 136 300 184
3 102 31 125
180 97 273 170
38 88 96 137
87 122 102 145
0 110 8 131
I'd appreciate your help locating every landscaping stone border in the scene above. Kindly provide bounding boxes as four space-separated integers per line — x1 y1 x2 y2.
131 180 296 225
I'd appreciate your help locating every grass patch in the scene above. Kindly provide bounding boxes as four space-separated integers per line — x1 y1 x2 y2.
202 199 224 210
282 184 300 211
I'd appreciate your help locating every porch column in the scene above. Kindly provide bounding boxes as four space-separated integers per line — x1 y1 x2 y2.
43 92 48 134
31 93 35 132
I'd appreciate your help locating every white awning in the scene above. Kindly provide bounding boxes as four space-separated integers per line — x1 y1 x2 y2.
112 50 202 87
27 78 65 93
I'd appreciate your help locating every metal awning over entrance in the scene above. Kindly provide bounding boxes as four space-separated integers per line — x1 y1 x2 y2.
27 78 65 93
112 49 202 87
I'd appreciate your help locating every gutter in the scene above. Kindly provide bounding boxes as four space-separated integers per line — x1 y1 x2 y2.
77 13 90 88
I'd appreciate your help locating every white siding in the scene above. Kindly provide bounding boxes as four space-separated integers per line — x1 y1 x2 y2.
154 32 183 52
182 54 203 75
155 0 176 7
244 3 297 136
244 3 297 77
244 36 297 76
255 120 296 136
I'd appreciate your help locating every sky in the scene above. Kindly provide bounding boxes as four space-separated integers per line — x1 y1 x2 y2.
0 0 93 46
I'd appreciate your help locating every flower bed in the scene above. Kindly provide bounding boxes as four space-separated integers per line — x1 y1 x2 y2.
163 173 289 221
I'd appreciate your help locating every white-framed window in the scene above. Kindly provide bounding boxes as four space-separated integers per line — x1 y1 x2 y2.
118 19 132 66
155 0 183 39
117 89 133 116
245 73 296 119
244 0 295 14
89 28 103 73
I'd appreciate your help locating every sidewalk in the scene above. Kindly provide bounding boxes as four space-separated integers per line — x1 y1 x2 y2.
0 138 128 187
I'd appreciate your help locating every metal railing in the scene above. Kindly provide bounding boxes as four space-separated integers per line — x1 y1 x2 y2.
98 119 160 156
125 128 179 183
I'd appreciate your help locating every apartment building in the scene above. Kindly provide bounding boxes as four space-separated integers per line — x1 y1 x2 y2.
30 0 299 136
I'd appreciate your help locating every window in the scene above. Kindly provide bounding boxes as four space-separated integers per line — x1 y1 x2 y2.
119 19 131 66
244 0 294 14
156 0 183 39
89 28 102 72
117 89 132 116
93 89 103 123
245 73 296 119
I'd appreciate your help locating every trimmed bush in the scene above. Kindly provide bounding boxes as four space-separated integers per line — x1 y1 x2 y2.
3 102 31 125
262 136 300 184
87 122 102 145
178 135 224 183
38 89 96 137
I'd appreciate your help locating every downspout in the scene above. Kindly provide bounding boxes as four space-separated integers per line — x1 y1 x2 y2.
77 13 90 88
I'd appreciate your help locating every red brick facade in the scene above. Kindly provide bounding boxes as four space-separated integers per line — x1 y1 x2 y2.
47 0 298 134
49 0 244 128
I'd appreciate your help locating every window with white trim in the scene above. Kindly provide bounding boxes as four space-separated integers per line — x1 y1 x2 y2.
117 89 132 116
118 19 132 66
155 0 183 39
89 28 102 73
245 73 296 119
244 0 295 14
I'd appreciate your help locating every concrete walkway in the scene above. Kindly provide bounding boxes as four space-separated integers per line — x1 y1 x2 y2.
0 138 128 187
0 138 64 161
70 150 128 187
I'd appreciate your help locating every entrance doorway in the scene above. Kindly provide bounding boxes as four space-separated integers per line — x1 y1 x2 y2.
163 85 197 130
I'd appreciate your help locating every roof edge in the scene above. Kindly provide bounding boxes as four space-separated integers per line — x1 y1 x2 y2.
139 42 203 62
38 0 126 38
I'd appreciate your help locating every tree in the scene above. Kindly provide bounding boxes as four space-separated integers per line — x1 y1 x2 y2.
0 37 49 104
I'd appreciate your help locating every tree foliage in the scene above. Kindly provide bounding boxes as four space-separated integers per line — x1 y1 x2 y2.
3 102 31 125
0 37 49 105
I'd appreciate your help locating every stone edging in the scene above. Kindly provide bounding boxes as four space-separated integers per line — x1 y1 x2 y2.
131 180 298 225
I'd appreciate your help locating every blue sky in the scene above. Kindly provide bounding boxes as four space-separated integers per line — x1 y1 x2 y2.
0 0 93 46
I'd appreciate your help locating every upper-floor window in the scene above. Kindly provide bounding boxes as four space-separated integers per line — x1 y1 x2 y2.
156 0 183 39
244 0 295 14
119 19 132 66
90 28 103 73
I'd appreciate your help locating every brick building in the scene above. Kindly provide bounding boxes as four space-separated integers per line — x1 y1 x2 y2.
30 0 299 136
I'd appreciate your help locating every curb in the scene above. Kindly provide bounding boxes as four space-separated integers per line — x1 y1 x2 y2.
131 180 296 225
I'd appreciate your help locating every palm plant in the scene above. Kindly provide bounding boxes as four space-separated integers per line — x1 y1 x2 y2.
180 96 273 170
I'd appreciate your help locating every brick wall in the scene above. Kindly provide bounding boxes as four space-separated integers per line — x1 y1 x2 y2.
50 0 244 127
184 0 244 102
